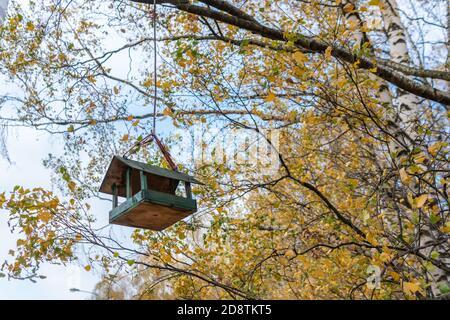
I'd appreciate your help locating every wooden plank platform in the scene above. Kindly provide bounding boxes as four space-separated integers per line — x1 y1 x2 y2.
109 189 197 231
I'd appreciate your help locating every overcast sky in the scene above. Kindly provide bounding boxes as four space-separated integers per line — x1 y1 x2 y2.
0 0 101 299
0 0 152 299
0 126 102 299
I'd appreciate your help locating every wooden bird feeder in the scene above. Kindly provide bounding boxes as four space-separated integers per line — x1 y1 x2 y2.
99 156 201 231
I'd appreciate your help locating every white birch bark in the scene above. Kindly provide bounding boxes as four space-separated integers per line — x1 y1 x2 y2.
381 0 450 298
447 0 450 66
381 0 421 138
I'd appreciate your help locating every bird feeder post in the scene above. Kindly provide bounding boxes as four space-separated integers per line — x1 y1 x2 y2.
140 170 148 191
125 167 132 199
112 183 118 209
185 181 192 200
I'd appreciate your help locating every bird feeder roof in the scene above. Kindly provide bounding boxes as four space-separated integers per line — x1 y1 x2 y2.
99 156 202 196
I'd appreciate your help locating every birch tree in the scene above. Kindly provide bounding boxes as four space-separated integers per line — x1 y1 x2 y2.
0 0 449 299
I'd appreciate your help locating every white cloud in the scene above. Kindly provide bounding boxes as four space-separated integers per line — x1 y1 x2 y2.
0 0 9 22
0 127 100 299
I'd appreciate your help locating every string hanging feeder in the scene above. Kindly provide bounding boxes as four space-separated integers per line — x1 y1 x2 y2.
99 1 201 231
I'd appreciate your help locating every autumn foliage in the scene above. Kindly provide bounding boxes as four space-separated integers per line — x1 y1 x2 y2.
0 0 449 299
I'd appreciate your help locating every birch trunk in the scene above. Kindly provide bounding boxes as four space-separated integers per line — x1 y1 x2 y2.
381 0 450 298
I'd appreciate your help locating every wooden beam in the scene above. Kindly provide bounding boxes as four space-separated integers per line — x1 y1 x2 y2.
126 167 132 199
112 183 118 208
140 170 148 191
185 181 192 199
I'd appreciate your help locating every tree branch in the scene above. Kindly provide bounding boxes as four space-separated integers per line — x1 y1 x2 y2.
131 0 450 105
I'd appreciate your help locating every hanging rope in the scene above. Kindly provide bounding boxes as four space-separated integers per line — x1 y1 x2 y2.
123 1 178 172
152 0 157 136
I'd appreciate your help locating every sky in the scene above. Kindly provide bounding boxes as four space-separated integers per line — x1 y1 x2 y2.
0 0 161 300
1 0 445 301
0 0 101 300
0 127 102 299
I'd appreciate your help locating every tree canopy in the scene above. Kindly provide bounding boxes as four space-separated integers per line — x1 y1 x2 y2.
0 0 449 299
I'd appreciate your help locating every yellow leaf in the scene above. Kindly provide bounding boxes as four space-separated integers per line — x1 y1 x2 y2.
86 102 95 113
293 66 306 77
26 21 35 31
48 199 59 209
121 134 129 142
414 194 429 209
132 120 140 127
68 181 76 192
292 51 307 65
368 0 380 5
113 86 119 95
325 46 332 60
142 78 152 87
366 232 378 246
388 271 400 282
279 257 289 266
379 252 391 262
38 211 52 223
403 281 420 295
413 152 427 164
84 265 91 272
161 81 172 90
288 111 298 121
265 92 276 102
442 222 450 233
163 108 173 116
428 141 446 157
0 193 5 207
399 168 410 184
285 249 296 259
58 53 67 62
343 3 355 13
126 115 134 121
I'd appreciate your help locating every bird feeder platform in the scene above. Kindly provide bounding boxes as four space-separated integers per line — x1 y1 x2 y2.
99 156 200 231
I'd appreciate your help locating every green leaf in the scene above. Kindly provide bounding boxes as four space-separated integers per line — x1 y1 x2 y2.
431 251 440 260
127 260 135 266
438 282 450 294
0 272 5 278
429 213 441 224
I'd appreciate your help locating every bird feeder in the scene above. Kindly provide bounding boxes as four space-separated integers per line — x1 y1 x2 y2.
99 156 200 231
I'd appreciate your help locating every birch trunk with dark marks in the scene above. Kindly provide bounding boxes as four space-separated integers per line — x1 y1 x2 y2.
447 0 450 66
341 0 393 109
381 0 450 298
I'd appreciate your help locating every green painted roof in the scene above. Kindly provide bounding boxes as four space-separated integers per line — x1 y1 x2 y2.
99 155 202 196
114 156 201 184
